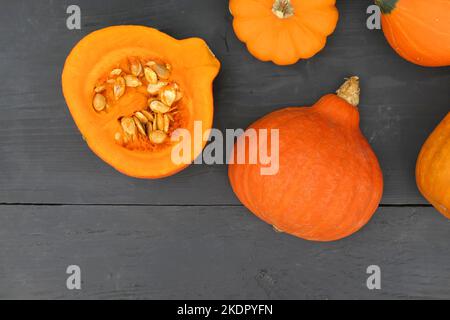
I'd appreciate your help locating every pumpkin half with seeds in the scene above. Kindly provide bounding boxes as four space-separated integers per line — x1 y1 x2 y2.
62 26 220 178
229 0 339 65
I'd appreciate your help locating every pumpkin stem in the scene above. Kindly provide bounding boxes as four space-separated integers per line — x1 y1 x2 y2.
336 76 360 107
272 0 295 19
375 0 398 14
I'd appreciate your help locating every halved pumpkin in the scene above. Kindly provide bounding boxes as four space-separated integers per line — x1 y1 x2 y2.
62 25 221 178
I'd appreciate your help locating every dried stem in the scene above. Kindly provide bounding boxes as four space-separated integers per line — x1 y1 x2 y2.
272 0 295 19
336 76 360 107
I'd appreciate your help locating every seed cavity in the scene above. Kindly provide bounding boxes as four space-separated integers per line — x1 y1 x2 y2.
93 58 182 147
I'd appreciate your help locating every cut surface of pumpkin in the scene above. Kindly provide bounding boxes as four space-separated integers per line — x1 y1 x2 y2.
62 26 220 178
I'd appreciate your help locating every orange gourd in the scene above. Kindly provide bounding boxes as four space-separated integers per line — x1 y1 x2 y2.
416 113 450 219
228 77 384 242
229 0 339 65
62 26 220 178
376 0 450 67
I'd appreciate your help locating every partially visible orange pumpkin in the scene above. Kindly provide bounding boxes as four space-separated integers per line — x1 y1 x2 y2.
376 0 450 67
229 0 339 65
62 26 220 178
228 77 384 242
416 113 450 219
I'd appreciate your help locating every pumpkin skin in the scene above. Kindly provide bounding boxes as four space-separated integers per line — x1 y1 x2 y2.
229 0 339 65
62 26 220 178
376 0 450 67
416 113 450 218
228 77 383 242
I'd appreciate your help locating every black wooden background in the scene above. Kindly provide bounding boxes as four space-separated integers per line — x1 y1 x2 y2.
0 0 449 299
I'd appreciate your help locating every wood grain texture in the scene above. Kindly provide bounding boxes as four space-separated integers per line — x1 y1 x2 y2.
0 0 449 299
0 205 449 300
0 0 448 205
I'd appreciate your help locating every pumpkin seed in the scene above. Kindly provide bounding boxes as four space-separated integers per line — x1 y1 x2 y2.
133 116 147 136
156 113 164 131
147 82 168 95
93 93 107 112
121 117 137 136
114 77 126 100
150 100 170 114
130 60 142 77
167 114 174 122
95 84 106 93
110 68 123 76
114 132 122 142
151 62 171 80
124 75 142 88
144 67 158 84
141 110 154 122
149 130 167 144
134 111 149 124
147 122 153 136
171 82 183 102
163 114 170 133
160 87 177 107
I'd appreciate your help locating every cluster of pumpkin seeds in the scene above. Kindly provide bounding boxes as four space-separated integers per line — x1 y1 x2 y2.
92 58 183 145
118 98 179 145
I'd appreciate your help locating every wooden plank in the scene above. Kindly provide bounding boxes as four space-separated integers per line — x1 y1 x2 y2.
0 0 449 205
0 205 449 299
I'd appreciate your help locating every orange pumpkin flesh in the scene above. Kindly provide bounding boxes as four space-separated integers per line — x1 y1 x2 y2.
228 77 384 242
376 0 450 67
416 113 450 219
62 26 220 178
229 0 339 65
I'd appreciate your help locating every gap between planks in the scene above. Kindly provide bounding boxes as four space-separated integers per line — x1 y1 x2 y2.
0 203 433 208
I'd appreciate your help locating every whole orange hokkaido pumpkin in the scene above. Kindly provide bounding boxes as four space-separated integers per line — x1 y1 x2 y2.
229 0 339 65
376 0 450 67
416 113 450 219
228 77 384 242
